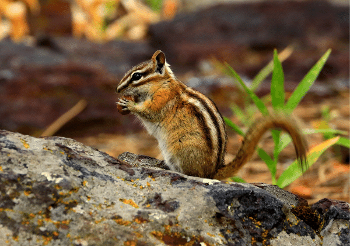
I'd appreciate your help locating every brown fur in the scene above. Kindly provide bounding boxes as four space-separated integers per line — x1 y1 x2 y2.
116 50 308 180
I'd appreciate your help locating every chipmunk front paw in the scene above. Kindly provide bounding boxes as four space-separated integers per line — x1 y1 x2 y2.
117 96 134 115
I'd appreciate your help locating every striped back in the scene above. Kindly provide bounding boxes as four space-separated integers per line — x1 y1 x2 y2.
180 84 227 169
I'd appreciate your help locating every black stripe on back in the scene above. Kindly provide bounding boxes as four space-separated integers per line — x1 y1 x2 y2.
185 90 225 167
188 104 213 150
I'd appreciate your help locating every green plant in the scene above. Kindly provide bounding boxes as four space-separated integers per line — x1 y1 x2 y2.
146 0 163 12
224 49 349 188
313 105 350 162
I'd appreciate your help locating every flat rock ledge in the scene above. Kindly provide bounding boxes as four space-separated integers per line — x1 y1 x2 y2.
0 130 348 246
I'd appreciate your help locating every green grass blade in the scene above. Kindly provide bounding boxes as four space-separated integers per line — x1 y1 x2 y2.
258 148 277 184
225 63 269 116
277 133 292 153
271 50 285 110
271 130 282 160
251 63 274 92
285 49 332 113
251 46 294 91
230 176 247 183
146 0 163 11
303 128 348 136
230 104 248 125
337 137 350 148
277 136 340 188
278 128 348 153
224 117 245 136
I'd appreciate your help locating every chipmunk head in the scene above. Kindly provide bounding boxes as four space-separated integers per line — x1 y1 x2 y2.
116 50 174 96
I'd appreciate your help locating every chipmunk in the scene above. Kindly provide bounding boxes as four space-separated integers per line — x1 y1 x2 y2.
116 50 308 180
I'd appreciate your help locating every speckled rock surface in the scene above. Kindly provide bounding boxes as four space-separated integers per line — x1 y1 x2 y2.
0 130 348 245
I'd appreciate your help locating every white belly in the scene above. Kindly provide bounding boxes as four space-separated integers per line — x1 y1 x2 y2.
138 118 182 172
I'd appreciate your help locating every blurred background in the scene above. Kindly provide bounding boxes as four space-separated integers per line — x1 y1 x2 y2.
0 0 349 203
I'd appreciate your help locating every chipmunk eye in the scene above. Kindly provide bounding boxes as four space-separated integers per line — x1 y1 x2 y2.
131 72 142 81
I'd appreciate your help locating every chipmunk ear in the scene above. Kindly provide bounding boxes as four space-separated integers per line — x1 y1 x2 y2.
152 50 166 74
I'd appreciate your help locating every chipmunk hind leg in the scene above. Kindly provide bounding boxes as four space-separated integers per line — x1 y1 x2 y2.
173 146 216 178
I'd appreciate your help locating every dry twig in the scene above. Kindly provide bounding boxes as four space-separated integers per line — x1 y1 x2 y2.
41 99 87 137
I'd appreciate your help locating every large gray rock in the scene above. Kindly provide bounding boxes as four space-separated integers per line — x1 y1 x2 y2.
0 130 348 245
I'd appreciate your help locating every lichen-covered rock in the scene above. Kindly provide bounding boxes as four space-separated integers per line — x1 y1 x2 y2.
0 130 348 245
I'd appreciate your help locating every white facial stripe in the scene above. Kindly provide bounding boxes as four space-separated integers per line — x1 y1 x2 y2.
117 59 176 92
132 72 158 85
117 64 150 91
133 65 151 75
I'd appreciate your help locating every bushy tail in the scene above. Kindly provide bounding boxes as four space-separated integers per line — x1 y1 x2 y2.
214 114 308 180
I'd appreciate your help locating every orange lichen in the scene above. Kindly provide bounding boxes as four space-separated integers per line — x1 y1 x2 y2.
43 147 53 152
20 138 29 149
54 184 62 190
114 218 132 226
70 188 79 194
95 218 106 224
42 235 53 245
207 232 215 237
151 230 163 238
44 217 53 223
151 229 206 245
120 199 139 208
134 232 143 238
124 241 137 246
62 220 70 225
133 217 147 224
164 225 171 233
